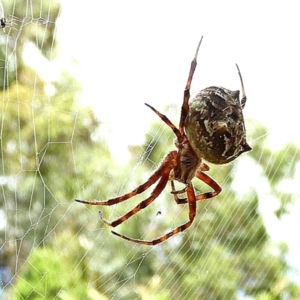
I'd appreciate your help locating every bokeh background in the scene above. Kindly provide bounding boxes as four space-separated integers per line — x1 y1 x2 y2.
1 1 300 299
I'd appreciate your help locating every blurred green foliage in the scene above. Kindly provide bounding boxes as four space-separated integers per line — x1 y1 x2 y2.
12 231 93 300
1 1 300 299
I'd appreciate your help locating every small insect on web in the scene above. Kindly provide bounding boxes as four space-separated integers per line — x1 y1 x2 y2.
0 1 17 30
75 36 251 245
0 1 23 31
0 0 6 28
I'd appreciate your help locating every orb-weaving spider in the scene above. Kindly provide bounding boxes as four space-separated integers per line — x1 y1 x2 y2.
75 36 251 245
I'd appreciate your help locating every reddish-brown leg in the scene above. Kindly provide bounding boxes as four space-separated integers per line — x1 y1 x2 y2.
144 103 183 143
112 183 197 245
75 151 177 206
195 170 222 200
101 167 171 227
170 169 222 204
170 180 188 204
179 37 203 135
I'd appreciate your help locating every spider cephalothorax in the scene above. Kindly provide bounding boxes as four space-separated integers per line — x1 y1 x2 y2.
76 37 251 245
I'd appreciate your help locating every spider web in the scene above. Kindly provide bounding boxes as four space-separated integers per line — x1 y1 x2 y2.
1 1 300 299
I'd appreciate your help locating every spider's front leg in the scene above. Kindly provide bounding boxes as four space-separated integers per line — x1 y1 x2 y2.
179 36 203 134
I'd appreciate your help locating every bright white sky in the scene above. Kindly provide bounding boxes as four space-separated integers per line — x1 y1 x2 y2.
56 1 299 155
31 0 300 279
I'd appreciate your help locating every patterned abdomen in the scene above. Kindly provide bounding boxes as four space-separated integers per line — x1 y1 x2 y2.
185 86 251 164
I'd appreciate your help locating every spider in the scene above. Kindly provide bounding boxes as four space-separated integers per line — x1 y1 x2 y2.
75 36 251 245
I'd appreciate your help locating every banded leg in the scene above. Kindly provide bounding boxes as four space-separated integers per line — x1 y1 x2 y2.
179 36 203 134
170 170 222 204
194 170 222 200
75 151 177 206
145 103 183 142
112 184 197 245
101 168 171 227
170 180 188 204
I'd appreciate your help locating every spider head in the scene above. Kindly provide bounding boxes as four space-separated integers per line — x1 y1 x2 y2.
173 140 203 184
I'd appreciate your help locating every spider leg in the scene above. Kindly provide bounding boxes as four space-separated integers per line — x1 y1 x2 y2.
194 170 222 201
145 103 183 142
103 168 170 227
112 184 197 245
179 36 203 134
170 169 222 204
113 172 221 245
170 180 188 204
75 151 177 206
235 64 247 109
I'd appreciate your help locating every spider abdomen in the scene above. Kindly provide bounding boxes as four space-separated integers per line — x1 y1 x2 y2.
185 86 251 164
